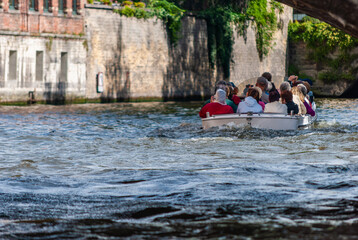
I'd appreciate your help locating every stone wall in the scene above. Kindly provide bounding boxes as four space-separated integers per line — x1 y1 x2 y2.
0 33 87 102
85 6 213 101
289 41 358 97
0 5 293 103
85 5 292 101
231 5 292 94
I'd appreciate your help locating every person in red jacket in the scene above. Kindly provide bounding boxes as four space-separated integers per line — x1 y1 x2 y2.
199 89 234 118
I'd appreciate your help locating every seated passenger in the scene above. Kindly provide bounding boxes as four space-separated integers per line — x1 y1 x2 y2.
262 72 277 92
279 82 291 94
281 90 299 114
256 77 269 103
288 75 299 86
297 84 316 116
203 80 237 112
253 87 265 111
291 86 307 115
237 88 263 114
264 90 287 114
302 81 315 107
199 89 234 118
228 82 241 105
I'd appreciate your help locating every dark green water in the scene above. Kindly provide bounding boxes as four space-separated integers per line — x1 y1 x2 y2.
0 99 357 239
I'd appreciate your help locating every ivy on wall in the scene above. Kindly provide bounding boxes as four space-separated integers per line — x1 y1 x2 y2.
199 0 283 78
289 17 358 84
113 0 185 44
112 0 283 79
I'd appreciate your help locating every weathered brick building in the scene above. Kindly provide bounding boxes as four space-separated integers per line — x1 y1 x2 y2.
0 0 86 103
0 0 84 34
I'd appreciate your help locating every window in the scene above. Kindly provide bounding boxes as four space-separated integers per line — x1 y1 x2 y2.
72 0 77 15
36 51 43 81
9 0 15 9
58 0 63 14
29 0 35 10
43 0 49 12
8 51 17 80
60 52 68 82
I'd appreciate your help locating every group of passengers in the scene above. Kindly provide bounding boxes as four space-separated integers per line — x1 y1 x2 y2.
199 72 316 118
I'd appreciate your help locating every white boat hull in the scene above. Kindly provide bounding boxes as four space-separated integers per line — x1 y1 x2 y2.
202 113 317 130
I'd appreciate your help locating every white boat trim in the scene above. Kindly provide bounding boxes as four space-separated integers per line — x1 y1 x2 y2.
202 113 317 130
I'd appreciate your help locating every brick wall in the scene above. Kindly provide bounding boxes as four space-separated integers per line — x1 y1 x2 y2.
0 0 84 34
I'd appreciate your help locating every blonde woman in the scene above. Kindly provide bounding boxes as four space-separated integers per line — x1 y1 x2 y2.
291 86 307 115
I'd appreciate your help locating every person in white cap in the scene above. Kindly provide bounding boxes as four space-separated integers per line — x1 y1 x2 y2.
199 89 234 118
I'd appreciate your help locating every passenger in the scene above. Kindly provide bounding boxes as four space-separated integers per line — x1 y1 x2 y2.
253 86 266 111
288 75 299 87
199 89 234 118
281 90 299 114
291 86 307 115
256 77 269 103
279 81 291 94
262 72 277 92
237 87 263 114
203 81 237 112
297 84 315 116
243 84 253 96
302 81 315 105
228 82 241 105
264 90 287 114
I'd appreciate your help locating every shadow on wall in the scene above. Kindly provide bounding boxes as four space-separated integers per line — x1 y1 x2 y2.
163 18 216 101
44 82 67 104
101 21 131 103
340 78 358 98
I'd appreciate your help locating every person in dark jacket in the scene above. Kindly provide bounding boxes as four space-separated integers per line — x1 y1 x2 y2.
262 72 277 92
281 90 299 115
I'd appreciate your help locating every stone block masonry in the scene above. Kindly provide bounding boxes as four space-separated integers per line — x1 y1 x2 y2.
0 4 292 103
85 5 292 101
0 33 87 103
0 0 86 103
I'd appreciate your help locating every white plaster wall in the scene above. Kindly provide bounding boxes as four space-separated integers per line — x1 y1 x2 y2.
0 34 86 102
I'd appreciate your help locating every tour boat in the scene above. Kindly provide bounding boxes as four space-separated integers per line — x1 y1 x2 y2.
201 112 317 130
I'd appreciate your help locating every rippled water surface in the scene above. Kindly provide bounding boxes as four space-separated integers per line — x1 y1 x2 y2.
0 99 357 239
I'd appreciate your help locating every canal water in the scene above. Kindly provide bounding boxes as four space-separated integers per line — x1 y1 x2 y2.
0 98 357 239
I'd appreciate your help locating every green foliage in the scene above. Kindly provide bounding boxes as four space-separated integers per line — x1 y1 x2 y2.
289 17 358 62
134 2 145 8
87 0 94 4
199 0 283 78
101 0 112 5
113 0 184 44
318 71 355 84
246 0 283 59
119 5 135 17
122 1 133 6
288 64 300 77
199 7 241 78
113 0 283 77
289 17 358 84
134 8 150 18
149 0 185 44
